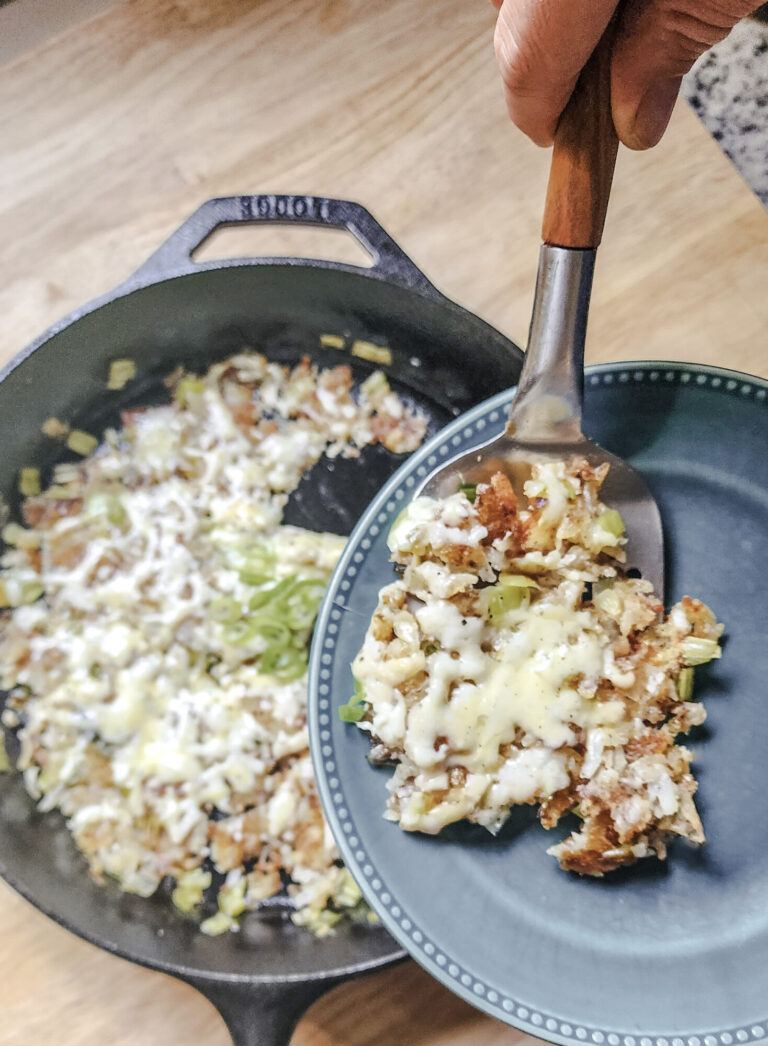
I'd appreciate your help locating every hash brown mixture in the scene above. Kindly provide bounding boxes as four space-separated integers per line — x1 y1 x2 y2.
0 351 426 933
349 460 722 875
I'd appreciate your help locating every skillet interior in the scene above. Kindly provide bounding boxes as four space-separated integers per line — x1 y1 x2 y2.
0 260 523 982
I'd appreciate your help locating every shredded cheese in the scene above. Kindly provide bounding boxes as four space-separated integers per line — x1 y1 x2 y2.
0 351 426 929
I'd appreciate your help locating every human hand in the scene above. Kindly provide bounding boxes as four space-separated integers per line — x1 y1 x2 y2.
491 0 754 149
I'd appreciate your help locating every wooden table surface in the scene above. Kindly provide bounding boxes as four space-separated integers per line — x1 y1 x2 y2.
1 1 767 1043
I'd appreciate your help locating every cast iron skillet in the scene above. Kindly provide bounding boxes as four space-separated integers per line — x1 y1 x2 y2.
0 194 524 1045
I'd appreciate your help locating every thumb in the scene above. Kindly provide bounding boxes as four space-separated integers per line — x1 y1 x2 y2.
611 0 754 149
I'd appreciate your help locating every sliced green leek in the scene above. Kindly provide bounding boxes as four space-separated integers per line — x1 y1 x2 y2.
0 576 44 607
387 504 410 541
203 652 222 675
483 578 536 620
334 869 363 908
239 570 271 587
259 643 306 681
351 340 392 365
41 416 69 440
200 911 235 936
107 358 137 391
597 509 625 539
220 539 277 584
247 617 291 645
67 429 99 456
497 573 540 589
681 636 721 666
360 370 389 401
85 491 127 528
277 578 326 630
248 576 293 611
19 467 41 497
43 484 80 499
174 376 206 407
237 542 276 583
20 580 43 605
214 569 326 674
0 735 10 773
459 484 477 504
595 587 623 618
218 875 247 917
677 666 695 701
339 678 367 723
298 907 342 934
171 867 211 913
2 523 41 550
221 617 257 644
246 576 325 629
319 333 345 350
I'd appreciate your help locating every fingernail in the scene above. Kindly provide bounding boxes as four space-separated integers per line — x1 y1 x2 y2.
629 79 680 149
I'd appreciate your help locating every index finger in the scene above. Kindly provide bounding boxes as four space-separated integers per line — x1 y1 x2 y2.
493 0 618 146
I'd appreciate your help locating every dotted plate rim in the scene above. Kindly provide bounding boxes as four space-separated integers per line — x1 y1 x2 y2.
310 360 768 1046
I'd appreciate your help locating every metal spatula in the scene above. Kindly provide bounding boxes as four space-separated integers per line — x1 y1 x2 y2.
418 33 664 597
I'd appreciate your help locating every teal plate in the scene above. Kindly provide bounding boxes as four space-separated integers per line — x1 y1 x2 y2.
309 361 768 1045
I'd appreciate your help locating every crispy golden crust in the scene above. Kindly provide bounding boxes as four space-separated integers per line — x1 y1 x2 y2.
475 473 521 547
554 810 638 876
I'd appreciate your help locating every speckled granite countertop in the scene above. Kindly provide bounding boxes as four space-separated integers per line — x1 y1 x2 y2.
683 17 768 207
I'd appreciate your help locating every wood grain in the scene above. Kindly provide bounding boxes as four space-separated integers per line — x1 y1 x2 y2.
0 0 767 1043
542 32 618 249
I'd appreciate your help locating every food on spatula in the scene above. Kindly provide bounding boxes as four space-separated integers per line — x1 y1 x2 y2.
347 459 722 875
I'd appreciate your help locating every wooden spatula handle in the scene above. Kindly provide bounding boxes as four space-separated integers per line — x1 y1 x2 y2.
542 30 619 249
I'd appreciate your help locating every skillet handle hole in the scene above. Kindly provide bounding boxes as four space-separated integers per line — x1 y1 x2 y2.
192 223 375 268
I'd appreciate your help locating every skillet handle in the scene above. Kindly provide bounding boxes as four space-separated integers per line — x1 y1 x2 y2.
184 974 344 1046
126 194 441 297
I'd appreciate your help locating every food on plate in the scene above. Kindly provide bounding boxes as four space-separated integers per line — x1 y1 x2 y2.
348 459 722 875
0 351 426 934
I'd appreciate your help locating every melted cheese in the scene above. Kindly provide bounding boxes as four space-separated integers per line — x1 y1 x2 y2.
401 601 614 776
364 592 629 807
387 495 487 554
